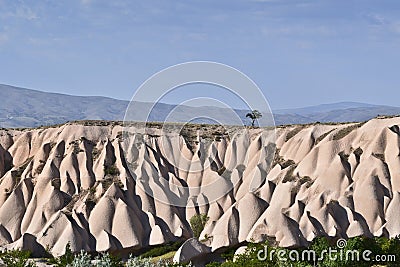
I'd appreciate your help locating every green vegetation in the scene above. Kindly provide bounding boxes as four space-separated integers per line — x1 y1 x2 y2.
282 164 297 183
48 243 75 266
44 242 190 267
190 214 209 239
206 236 400 267
0 249 35 267
69 250 91 267
315 129 335 144
152 251 177 264
104 164 120 176
85 187 97 211
299 176 313 188
285 126 304 142
140 241 183 258
332 122 364 140
279 159 296 169
3 236 400 267
246 110 262 127
272 149 295 169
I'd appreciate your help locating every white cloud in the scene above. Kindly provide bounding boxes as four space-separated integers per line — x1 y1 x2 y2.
363 13 400 36
27 36 70 46
0 4 38 20
15 5 38 20
364 13 386 26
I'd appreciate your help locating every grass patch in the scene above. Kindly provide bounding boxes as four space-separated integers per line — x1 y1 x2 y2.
282 164 297 183
0 249 35 267
104 164 120 176
299 176 313 188
272 149 296 170
279 159 295 169
315 129 335 144
151 251 176 262
285 126 303 142
209 236 400 267
101 176 124 191
332 122 364 140
141 241 183 258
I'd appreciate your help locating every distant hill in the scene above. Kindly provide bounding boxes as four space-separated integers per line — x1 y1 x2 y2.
274 102 400 125
275 102 378 115
1 84 400 128
0 84 128 128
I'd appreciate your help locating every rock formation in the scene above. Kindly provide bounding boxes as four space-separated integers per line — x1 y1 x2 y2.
0 117 399 258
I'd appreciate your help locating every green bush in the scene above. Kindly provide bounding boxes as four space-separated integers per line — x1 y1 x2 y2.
69 250 91 267
220 242 275 267
220 247 237 261
190 214 209 239
47 243 74 266
0 249 35 267
207 236 400 266
126 256 164 267
310 236 330 256
94 253 123 267
104 164 120 176
140 241 183 258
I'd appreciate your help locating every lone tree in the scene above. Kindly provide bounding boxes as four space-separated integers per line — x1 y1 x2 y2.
246 110 262 126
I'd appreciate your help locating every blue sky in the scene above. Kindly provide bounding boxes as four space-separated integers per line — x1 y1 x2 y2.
0 0 399 109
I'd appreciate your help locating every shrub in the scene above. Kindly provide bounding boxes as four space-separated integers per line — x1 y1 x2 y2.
220 247 237 261
310 236 330 256
279 159 295 169
315 129 335 144
0 249 35 267
285 127 303 142
222 242 275 267
48 243 74 266
125 256 164 267
332 123 364 140
94 253 123 267
104 164 120 176
190 214 209 239
69 250 91 267
206 236 400 266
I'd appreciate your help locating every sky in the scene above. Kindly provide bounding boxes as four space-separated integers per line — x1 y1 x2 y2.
0 0 400 110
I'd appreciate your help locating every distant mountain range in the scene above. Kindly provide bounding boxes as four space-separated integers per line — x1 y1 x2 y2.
1 84 400 128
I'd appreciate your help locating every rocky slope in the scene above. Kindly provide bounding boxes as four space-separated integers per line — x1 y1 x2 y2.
0 117 399 258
